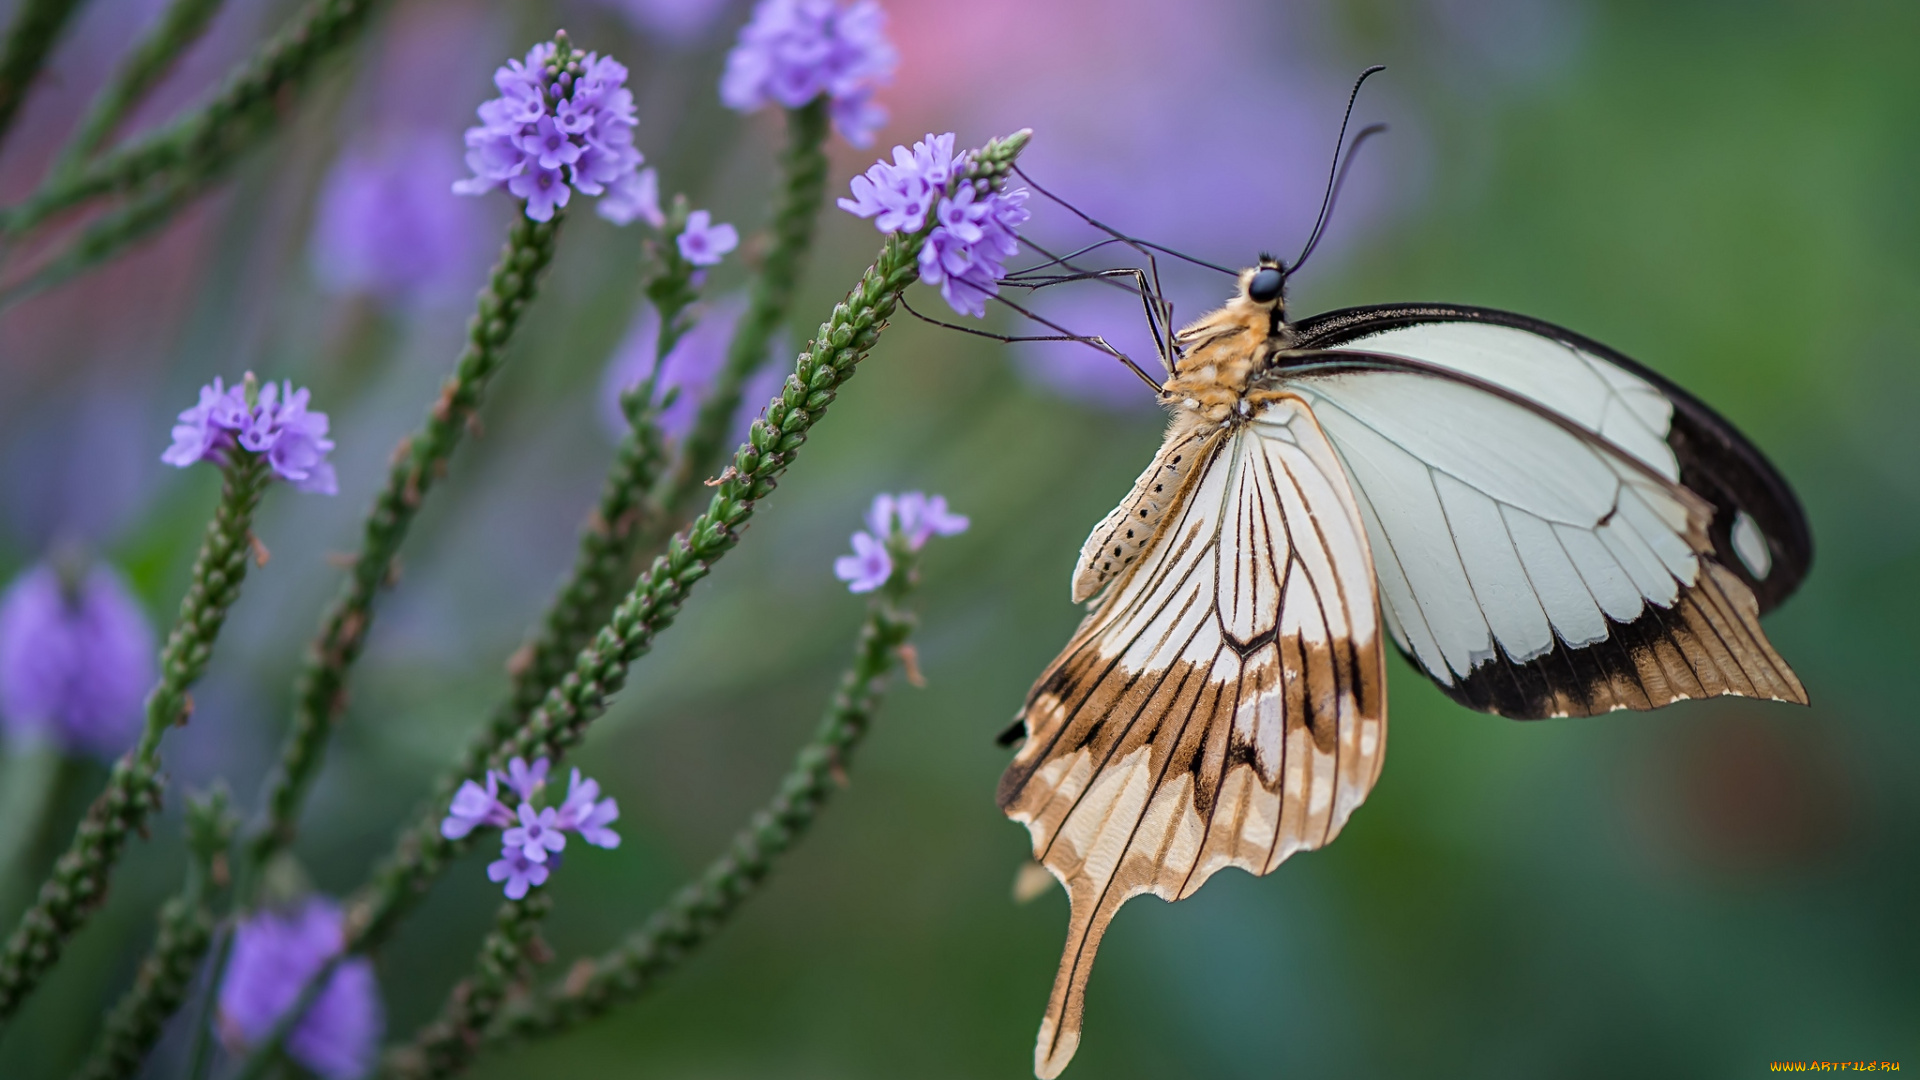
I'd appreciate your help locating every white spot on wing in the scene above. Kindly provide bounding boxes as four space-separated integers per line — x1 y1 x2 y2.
1732 510 1772 579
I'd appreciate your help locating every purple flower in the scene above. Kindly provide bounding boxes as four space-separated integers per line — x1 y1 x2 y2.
502 802 567 864
598 167 665 227
487 844 550 900
556 768 621 849
599 294 783 443
446 757 621 896
837 134 954 234
916 186 1028 318
720 0 897 146
160 377 248 469
833 531 892 593
676 210 739 266
310 133 493 308
240 382 339 495
219 898 383 1080
502 755 549 800
161 377 338 494
440 772 513 839
456 40 644 221
893 492 969 549
0 561 155 759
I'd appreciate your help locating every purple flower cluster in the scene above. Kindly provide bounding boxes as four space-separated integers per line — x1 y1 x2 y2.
833 491 968 593
454 40 643 222
219 897 382 1080
0 560 155 759
442 756 621 899
720 0 897 147
838 133 1029 317
161 377 337 495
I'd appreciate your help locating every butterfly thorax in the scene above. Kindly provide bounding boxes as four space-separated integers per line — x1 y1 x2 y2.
1160 285 1295 434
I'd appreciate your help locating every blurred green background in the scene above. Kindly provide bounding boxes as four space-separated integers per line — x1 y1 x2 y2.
1 0 1915 1076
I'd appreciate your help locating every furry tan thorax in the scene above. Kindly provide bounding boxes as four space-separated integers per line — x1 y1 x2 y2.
1159 267 1296 433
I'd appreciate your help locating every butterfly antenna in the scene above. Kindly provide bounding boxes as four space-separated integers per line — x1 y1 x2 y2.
1011 164 1239 277
899 290 1164 394
1291 64 1388 274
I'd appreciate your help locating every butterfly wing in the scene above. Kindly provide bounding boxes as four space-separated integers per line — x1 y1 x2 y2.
1001 397 1385 1078
1290 304 1812 612
1275 350 1806 719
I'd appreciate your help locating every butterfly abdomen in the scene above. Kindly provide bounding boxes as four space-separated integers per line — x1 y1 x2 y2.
1070 426 1219 604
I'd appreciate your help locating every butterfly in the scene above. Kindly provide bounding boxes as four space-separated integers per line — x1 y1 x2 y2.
995 255 1812 1075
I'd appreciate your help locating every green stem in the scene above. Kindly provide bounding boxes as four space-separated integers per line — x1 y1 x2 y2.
345 128 1031 957
441 397 667 810
243 212 564 884
435 216 699 814
0 454 271 1024
0 0 385 236
494 562 918 1042
381 894 551 1080
0 0 85 154
72 788 236 1080
0 172 195 311
665 96 830 510
52 0 228 175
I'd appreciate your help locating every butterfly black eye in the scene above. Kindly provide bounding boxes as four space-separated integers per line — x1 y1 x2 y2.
1247 267 1284 304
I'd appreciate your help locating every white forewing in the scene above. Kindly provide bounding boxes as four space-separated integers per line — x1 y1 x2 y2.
1283 369 1703 685
1325 320 1680 481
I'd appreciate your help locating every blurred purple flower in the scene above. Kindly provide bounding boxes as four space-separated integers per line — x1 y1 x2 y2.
487 844 550 899
0 561 155 759
833 531 892 593
160 377 248 469
676 210 739 266
720 0 897 147
502 803 567 864
455 42 643 221
161 377 338 494
598 167 665 227
866 491 968 551
556 768 621 849
895 492 969 549
837 133 953 233
595 0 733 46
310 134 492 307
440 772 513 839
502 755 549 800
599 294 784 444
219 898 383 1080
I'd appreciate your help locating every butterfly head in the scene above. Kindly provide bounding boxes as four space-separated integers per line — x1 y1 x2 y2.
1244 256 1287 311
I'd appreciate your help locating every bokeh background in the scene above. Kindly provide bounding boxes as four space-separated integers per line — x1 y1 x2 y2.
1 0 1916 1076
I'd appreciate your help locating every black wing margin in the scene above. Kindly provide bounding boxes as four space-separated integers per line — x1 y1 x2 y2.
1290 303 1812 614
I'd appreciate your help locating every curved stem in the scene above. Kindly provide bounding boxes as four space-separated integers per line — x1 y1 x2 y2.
494 565 917 1042
0 0 386 236
242 213 564 885
665 96 830 510
52 0 228 175
381 894 551 1080
0 0 85 155
0 455 270 1024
